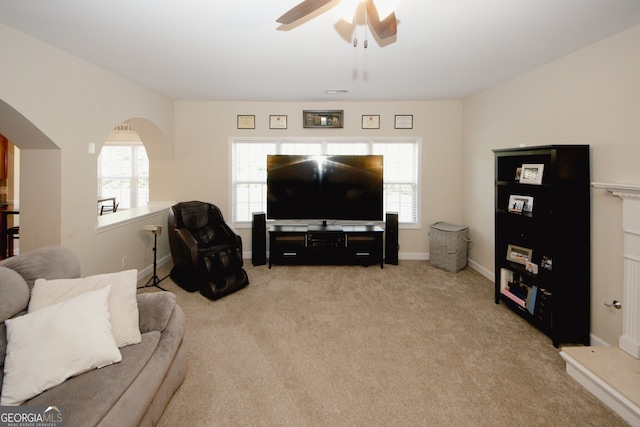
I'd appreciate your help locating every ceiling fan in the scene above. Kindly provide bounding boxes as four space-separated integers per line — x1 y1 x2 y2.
276 0 398 41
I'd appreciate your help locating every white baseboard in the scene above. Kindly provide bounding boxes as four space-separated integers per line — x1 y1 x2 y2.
246 252 492 272
399 252 428 261
468 259 494 282
590 334 610 347
244 251 431 262
138 253 171 281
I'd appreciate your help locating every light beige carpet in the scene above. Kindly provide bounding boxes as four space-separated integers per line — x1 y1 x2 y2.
141 261 626 426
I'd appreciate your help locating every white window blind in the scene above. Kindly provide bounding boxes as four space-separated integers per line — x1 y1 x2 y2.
232 141 275 223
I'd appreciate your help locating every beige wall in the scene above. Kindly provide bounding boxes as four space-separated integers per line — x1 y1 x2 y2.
463 24 640 346
170 100 464 257
0 23 175 276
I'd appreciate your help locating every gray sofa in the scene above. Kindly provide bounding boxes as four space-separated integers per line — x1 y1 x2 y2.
0 246 186 427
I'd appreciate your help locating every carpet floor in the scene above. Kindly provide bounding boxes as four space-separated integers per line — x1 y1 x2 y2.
141 261 627 426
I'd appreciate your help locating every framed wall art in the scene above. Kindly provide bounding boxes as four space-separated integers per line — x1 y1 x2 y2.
303 110 343 128
270 115 287 129
362 115 380 129
237 115 255 129
394 114 413 129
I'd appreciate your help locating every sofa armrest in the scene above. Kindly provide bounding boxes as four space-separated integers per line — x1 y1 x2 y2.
0 246 81 290
137 292 177 334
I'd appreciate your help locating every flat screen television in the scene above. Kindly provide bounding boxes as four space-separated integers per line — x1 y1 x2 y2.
267 154 383 222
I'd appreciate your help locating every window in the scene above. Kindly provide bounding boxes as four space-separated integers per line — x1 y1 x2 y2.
98 126 149 211
231 137 420 226
232 141 275 223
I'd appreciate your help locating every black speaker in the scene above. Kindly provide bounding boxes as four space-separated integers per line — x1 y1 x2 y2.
252 212 267 266
385 212 399 265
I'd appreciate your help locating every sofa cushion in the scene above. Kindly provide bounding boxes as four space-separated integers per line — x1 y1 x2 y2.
0 266 29 323
29 270 142 348
0 267 31 400
0 246 81 290
1 287 122 406
27 331 161 426
137 291 177 334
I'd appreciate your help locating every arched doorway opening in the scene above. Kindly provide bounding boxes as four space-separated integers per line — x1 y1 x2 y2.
0 99 62 254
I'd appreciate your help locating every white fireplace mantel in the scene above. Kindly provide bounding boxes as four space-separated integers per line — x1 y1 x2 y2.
593 182 640 200
593 182 640 359
559 183 640 426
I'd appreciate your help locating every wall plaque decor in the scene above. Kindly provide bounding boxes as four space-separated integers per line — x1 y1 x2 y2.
237 115 255 129
303 110 343 128
362 115 380 129
394 114 413 129
270 115 287 129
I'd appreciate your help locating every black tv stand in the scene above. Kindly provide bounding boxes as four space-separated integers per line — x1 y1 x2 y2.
307 223 343 232
269 224 383 268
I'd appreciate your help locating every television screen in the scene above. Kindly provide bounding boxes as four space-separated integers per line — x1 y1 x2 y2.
267 154 383 221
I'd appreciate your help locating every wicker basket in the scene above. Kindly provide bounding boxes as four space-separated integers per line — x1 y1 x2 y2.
429 222 470 272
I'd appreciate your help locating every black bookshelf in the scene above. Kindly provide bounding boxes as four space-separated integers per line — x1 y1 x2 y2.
493 145 590 347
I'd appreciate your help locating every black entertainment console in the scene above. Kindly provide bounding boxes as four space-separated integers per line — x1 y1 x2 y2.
268 224 384 268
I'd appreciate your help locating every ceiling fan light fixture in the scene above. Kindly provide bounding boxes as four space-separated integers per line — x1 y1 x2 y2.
335 0 362 23
374 0 401 20
277 0 398 43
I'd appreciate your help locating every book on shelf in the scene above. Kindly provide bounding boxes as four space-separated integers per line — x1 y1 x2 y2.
526 285 538 315
499 268 540 313
501 287 526 307
509 281 529 300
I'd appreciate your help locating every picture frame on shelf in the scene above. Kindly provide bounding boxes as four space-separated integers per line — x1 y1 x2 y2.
506 244 533 265
508 198 524 214
237 115 255 129
519 163 544 185
525 262 539 275
507 195 534 213
303 110 343 128
362 115 380 129
269 115 287 129
394 114 413 129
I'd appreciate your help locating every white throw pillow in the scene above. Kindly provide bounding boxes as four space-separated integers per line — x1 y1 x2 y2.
1 287 122 406
29 270 141 347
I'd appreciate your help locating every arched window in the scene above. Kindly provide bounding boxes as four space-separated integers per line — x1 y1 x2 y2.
97 124 149 213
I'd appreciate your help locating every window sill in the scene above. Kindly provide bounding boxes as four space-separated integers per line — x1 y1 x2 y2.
95 201 175 234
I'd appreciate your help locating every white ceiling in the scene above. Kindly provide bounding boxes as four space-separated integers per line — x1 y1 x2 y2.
2 0 640 102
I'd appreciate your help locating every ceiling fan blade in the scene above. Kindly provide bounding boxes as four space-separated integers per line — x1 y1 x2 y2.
366 0 397 39
276 0 336 24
